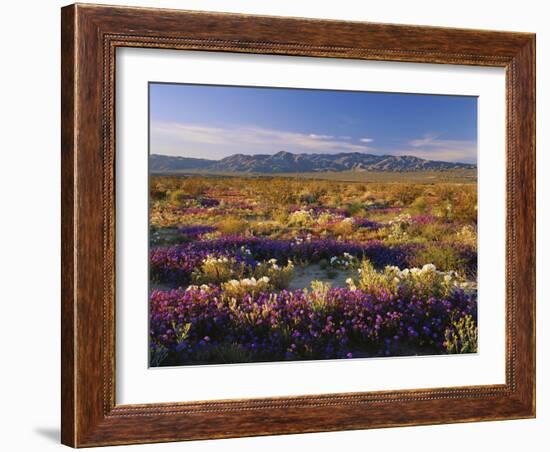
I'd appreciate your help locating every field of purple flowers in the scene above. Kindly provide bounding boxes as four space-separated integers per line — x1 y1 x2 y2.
149 175 478 366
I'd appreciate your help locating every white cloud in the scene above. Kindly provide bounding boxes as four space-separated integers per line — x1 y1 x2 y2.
399 148 476 163
399 134 477 163
308 133 334 140
151 121 374 159
409 133 441 148
150 124 475 164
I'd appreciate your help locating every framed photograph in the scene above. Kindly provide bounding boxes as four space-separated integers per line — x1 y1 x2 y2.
61 3 535 447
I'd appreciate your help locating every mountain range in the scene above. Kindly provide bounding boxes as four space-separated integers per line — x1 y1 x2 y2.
150 151 476 174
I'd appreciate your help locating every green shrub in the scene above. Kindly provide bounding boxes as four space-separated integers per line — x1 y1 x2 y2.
192 256 246 285
348 201 365 216
252 259 294 290
411 244 466 274
181 177 208 197
392 184 424 206
150 187 167 201
348 259 472 299
444 315 478 353
222 276 272 298
218 217 248 235
272 209 289 225
331 218 355 237
410 195 428 214
287 209 314 228
455 225 477 247
408 222 452 242
307 280 332 312
169 189 188 204
150 343 169 366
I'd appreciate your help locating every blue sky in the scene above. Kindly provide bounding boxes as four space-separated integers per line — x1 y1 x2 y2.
149 83 477 163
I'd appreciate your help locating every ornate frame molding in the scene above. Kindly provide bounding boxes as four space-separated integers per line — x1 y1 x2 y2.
62 4 535 447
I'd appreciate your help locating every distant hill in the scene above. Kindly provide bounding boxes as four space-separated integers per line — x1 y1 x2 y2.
150 151 476 174
149 154 213 171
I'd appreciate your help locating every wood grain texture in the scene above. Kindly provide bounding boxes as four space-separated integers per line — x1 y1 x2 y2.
60 3 536 447
60 5 76 447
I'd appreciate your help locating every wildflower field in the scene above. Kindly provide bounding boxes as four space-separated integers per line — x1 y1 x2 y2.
149 174 478 366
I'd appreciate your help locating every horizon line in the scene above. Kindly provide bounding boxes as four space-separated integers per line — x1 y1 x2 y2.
150 150 477 166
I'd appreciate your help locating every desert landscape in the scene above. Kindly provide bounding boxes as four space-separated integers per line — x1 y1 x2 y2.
149 152 477 366
148 83 478 366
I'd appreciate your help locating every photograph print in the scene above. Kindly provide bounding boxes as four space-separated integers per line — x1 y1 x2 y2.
148 83 478 367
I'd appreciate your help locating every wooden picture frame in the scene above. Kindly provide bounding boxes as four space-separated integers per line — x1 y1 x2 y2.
61 3 535 447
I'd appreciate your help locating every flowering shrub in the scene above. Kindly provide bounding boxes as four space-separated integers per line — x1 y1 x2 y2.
287 209 315 228
434 201 453 221
221 276 272 297
318 211 346 227
389 213 413 225
150 203 188 228
192 255 247 285
251 259 294 289
307 280 333 312
149 174 478 365
183 252 296 289
387 213 413 241
329 252 356 269
150 237 424 284
456 224 477 247
290 205 350 218
410 243 476 277
150 283 477 365
347 260 475 299
411 215 438 225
